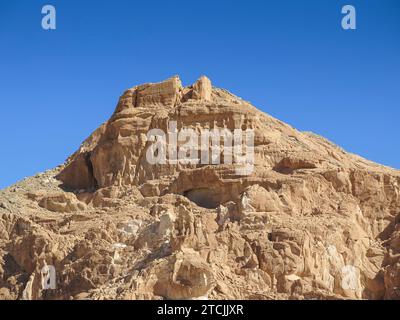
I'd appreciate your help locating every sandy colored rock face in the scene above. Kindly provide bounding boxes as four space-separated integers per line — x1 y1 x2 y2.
0 75 399 300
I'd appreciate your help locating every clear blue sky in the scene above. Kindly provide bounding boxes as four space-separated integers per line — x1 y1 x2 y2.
0 0 399 189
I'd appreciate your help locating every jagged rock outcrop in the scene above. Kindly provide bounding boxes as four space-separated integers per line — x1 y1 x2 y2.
0 76 399 300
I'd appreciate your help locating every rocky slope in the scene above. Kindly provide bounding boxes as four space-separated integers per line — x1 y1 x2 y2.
0 76 399 300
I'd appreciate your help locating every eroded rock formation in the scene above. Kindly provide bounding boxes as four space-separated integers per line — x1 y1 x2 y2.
0 76 399 300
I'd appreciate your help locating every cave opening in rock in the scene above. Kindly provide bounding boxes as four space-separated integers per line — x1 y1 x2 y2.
183 188 220 209
85 152 98 190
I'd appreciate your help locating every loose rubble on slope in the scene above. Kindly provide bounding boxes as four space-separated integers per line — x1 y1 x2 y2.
0 76 399 300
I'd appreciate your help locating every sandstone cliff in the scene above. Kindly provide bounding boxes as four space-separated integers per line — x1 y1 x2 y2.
0 76 399 300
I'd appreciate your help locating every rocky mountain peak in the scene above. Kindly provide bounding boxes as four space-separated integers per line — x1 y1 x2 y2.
0 77 399 300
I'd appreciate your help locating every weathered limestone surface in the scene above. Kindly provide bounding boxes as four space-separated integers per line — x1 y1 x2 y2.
0 76 399 300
